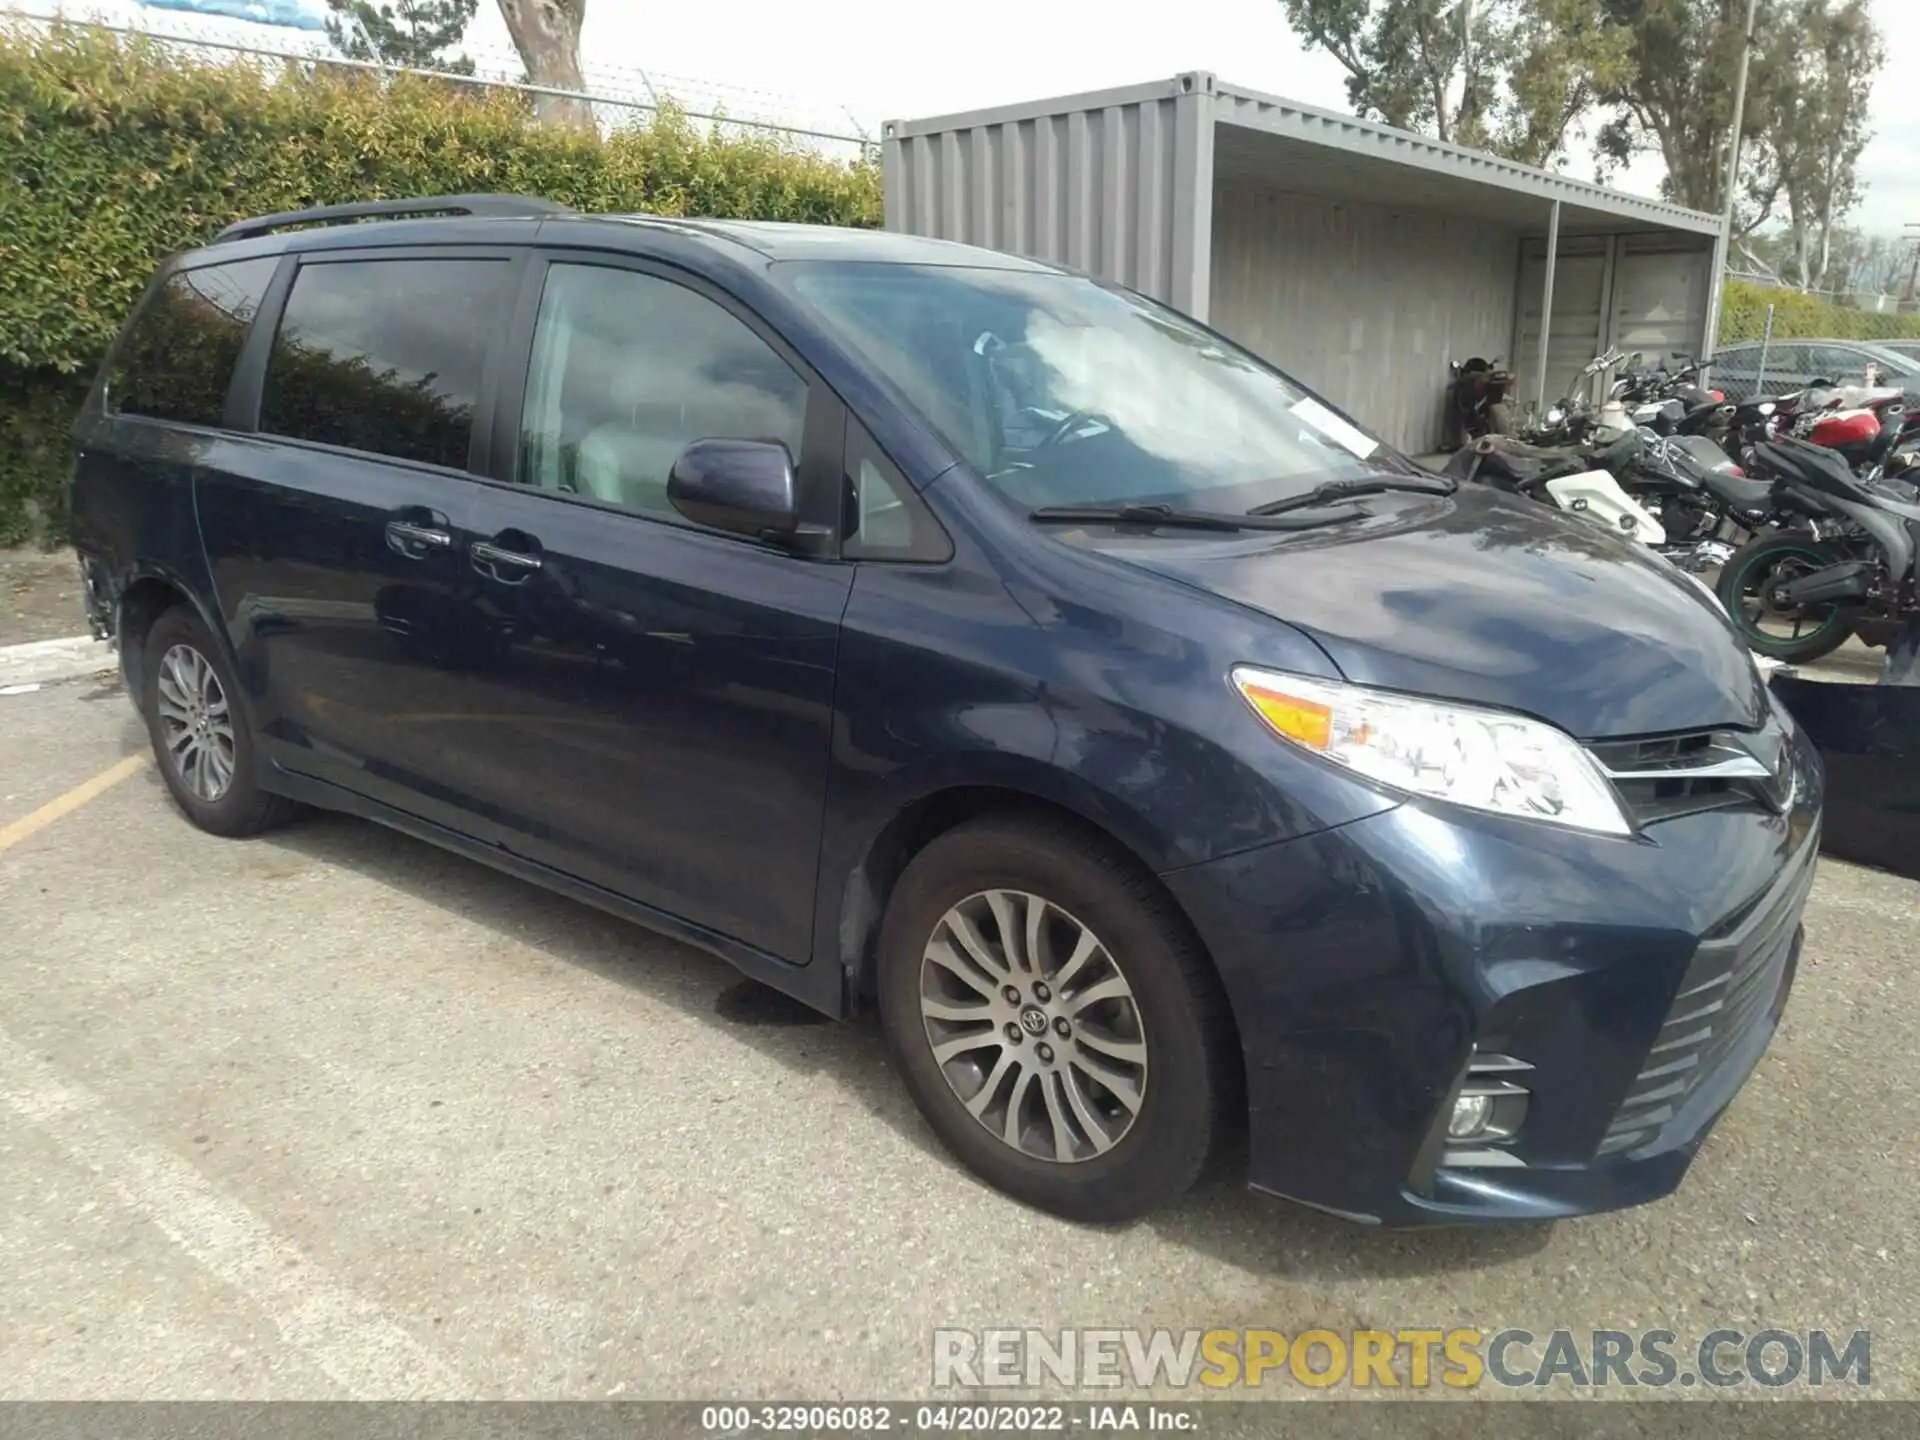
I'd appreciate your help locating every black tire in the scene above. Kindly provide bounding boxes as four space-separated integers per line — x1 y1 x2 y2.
141 606 301 837
876 814 1237 1223
1714 535 1857 664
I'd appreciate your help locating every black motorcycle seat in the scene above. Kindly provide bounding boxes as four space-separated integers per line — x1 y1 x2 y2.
1702 469 1775 511
1448 438 1590 485
1752 437 1876 505
1477 436 1575 461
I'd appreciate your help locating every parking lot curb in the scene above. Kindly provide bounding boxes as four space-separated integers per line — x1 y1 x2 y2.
0 634 115 688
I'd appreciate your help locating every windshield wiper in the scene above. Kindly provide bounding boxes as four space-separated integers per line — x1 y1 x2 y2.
1246 474 1457 517
1028 501 1365 532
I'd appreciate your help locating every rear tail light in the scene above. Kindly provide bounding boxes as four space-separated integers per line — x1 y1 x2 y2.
1709 389 1724 401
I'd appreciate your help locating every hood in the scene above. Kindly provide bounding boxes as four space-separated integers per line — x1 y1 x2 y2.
1085 486 1766 740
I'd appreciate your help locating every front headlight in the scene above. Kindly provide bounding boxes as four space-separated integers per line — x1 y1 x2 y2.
1230 667 1632 835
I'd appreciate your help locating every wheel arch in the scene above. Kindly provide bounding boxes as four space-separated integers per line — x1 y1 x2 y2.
829 780 1232 1039
115 566 222 705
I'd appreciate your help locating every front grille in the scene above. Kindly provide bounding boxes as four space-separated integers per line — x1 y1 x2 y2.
1587 725 1786 826
1597 840 1816 1156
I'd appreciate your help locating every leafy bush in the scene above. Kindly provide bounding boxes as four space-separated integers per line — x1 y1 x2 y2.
1719 277 1920 347
0 21 880 545
0 373 88 546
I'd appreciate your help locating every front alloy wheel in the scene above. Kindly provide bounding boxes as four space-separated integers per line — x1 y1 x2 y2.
919 890 1148 1163
155 642 236 801
877 815 1236 1222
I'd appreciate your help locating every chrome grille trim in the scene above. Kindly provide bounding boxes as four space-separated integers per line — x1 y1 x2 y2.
1594 750 1772 782
1586 722 1789 825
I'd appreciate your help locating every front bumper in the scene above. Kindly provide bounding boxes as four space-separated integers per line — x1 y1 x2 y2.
1161 709 1823 1226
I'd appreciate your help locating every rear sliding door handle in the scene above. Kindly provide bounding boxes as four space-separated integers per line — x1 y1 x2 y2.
471 539 544 583
385 520 453 558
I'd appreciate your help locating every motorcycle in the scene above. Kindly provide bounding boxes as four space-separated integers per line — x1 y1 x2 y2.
1444 355 1515 447
1620 359 1743 451
1469 348 1778 569
1519 347 1629 447
1715 436 1920 668
1446 431 1665 545
1723 378 1914 472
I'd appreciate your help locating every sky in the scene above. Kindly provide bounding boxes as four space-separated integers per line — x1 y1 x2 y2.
35 0 1920 237
467 0 1919 236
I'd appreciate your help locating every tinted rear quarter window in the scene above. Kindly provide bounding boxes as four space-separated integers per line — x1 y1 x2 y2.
110 258 279 426
260 258 509 469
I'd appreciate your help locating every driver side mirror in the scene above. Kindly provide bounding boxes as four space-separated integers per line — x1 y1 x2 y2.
668 439 808 545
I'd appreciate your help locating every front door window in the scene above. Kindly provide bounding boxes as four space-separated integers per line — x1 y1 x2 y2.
517 264 808 520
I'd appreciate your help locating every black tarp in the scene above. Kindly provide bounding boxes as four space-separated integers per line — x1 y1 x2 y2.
1771 674 1920 880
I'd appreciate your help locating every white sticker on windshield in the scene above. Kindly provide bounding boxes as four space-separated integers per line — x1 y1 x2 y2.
1289 396 1379 460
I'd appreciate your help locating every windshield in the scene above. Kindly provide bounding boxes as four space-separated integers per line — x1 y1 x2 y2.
784 262 1400 512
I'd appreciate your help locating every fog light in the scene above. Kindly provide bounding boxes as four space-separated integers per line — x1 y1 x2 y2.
1448 1091 1495 1140
1438 1051 1533 1168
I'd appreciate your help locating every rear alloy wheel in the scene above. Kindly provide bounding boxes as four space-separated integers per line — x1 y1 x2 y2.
155 642 236 803
1716 537 1856 664
878 816 1235 1222
142 606 302 837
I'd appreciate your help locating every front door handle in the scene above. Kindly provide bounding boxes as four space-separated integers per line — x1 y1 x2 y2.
471 538 544 585
386 520 453 559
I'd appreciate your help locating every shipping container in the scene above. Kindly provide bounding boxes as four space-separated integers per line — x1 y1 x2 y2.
884 74 1724 453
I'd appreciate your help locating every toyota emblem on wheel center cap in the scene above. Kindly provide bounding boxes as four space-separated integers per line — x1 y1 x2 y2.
1019 1006 1049 1036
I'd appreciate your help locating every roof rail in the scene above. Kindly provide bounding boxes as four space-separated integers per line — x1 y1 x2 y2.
213 194 571 243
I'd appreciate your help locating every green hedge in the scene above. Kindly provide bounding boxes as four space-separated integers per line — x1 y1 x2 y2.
0 21 880 546
1719 277 1920 348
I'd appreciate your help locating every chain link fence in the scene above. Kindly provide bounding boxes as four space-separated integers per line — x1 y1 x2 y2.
1713 270 1920 399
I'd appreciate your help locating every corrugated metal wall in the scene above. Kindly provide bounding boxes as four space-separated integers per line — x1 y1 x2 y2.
882 81 1213 314
1515 237 1610 409
1611 235 1713 365
1515 234 1713 408
1207 182 1521 453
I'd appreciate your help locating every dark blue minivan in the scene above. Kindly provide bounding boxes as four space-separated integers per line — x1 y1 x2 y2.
70 196 1821 1226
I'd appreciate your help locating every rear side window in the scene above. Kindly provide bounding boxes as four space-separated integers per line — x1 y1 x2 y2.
260 258 509 469
110 259 278 426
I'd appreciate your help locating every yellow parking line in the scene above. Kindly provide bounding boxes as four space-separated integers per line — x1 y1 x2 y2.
0 753 149 856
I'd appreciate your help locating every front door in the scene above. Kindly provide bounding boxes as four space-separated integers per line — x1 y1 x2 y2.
196 250 518 834
455 258 854 962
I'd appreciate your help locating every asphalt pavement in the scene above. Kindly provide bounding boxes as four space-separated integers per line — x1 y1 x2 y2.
0 667 1915 1411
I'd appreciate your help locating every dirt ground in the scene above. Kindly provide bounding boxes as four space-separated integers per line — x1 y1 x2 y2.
1 547 85 645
